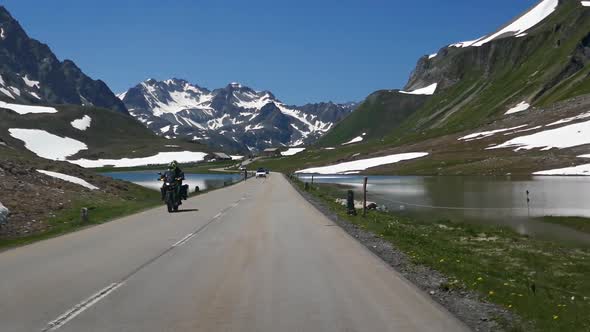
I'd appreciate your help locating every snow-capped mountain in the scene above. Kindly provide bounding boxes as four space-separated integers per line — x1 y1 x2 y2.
0 6 126 114
120 79 357 152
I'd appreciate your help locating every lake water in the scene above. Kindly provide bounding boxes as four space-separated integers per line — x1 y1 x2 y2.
102 171 242 193
297 174 590 244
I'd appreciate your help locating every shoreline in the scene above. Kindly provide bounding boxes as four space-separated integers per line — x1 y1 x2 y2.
286 174 590 331
286 175 515 331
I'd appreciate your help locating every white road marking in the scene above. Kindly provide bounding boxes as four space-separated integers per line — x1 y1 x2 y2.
44 198 245 330
42 282 124 331
171 233 195 247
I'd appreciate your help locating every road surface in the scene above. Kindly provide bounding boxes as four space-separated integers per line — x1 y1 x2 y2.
0 174 469 332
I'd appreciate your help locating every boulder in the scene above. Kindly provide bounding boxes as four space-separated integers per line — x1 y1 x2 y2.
0 201 9 224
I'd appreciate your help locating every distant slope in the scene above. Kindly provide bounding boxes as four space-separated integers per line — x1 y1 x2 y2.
0 6 127 114
119 79 357 152
0 100 209 163
317 90 429 147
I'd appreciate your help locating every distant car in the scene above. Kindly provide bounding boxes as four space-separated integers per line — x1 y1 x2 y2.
239 166 247 171
256 168 267 178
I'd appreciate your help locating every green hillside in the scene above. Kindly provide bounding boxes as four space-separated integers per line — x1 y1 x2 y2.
252 0 590 175
0 101 209 160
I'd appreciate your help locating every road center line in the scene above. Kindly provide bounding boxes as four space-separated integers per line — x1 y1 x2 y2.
43 198 245 331
171 233 194 247
42 282 125 332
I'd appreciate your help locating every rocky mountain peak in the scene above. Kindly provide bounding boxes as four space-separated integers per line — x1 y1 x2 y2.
120 78 358 152
0 6 127 114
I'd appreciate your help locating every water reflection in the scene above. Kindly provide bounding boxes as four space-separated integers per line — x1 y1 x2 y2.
297 174 590 244
102 171 242 193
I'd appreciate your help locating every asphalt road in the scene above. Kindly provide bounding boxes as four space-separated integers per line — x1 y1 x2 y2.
0 174 469 332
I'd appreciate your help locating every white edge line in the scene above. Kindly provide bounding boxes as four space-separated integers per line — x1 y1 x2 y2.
43 282 125 331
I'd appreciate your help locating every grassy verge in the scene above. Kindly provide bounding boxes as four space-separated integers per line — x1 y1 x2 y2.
0 171 246 251
538 216 590 235
0 185 161 250
293 179 590 331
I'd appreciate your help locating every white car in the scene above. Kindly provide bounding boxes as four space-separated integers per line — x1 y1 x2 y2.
256 168 267 178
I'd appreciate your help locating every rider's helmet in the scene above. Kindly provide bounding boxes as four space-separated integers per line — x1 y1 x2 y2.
168 160 177 170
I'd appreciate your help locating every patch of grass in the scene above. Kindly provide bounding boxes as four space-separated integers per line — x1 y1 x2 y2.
538 216 590 235
294 179 590 332
0 185 161 250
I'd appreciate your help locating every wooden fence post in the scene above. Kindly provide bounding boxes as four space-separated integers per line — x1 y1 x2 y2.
363 177 368 216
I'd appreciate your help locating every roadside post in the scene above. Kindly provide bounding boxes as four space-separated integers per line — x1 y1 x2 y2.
81 208 89 223
244 169 247 181
311 175 314 188
363 177 368 216
526 190 531 217
347 190 357 215
195 186 200 193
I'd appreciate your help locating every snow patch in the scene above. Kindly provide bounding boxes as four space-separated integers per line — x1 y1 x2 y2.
0 87 14 99
0 101 58 115
71 115 92 131
399 83 438 95
71 151 208 168
22 75 40 89
37 170 99 190
282 148 306 156
9 129 87 161
296 152 429 175
505 101 530 115
459 125 528 141
546 112 590 126
582 1 590 6
428 53 437 59
451 0 558 48
488 119 590 151
342 136 364 145
535 154 590 175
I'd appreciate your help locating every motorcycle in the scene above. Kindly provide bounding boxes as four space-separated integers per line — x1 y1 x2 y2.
158 172 187 213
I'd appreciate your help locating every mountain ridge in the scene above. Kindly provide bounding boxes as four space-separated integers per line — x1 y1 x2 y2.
120 78 358 152
0 6 127 114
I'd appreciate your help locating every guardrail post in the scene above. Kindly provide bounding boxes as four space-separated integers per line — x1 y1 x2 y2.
347 190 357 215
81 208 89 223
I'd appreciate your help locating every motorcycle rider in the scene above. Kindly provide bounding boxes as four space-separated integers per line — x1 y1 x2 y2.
160 160 186 202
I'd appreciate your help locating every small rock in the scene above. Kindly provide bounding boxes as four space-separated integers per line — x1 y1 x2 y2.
0 201 9 224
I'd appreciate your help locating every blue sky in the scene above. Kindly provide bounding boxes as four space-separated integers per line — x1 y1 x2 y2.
3 0 539 104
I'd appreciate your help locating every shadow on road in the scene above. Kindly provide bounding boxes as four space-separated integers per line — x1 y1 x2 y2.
175 209 199 213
